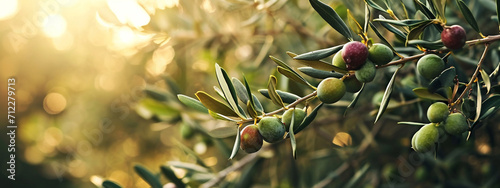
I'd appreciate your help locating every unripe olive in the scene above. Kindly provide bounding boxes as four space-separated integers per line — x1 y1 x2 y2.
240 125 263 153
317 78 346 104
282 108 306 132
355 60 376 83
332 50 346 69
368 43 394 65
342 41 368 70
417 54 445 80
443 113 468 135
258 117 285 143
413 123 439 152
427 102 449 123
344 76 363 93
441 25 466 50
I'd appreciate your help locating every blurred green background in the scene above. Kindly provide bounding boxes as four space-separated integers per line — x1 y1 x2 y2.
0 0 499 187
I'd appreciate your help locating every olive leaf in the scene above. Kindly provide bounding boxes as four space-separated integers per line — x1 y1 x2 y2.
232 77 249 104
369 22 398 55
288 51 349 73
375 67 400 124
429 0 446 22
259 89 301 104
160 166 186 188
497 0 500 31
215 63 245 118
479 69 491 94
345 83 365 116
372 19 432 27
406 20 434 45
397 122 426 126
144 86 169 101
244 76 263 115
378 15 407 41
457 0 482 35
478 95 500 121
267 75 285 108
289 108 297 159
474 83 482 122
293 45 343 61
294 103 324 134
195 91 239 117
347 9 363 35
134 164 163 188
229 126 241 160
309 0 353 41
428 67 456 93
177 94 209 113
277 66 316 89
413 0 436 19
298 67 344 79
407 40 444 49
412 87 448 101
102 180 122 188
364 0 385 12
208 126 238 138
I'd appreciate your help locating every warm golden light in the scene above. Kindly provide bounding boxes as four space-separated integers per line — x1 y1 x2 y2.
0 0 18 20
333 132 352 147
107 0 150 28
43 92 67 115
43 14 67 38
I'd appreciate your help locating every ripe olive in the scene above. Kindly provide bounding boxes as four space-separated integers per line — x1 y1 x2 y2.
368 43 394 65
342 41 368 70
441 25 466 50
240 125 263 153
282 108 306 132
443 113 468 135
355 60 376 83
258 117 285 143
427 102 449 123
317 78 346 104
417 54 445 80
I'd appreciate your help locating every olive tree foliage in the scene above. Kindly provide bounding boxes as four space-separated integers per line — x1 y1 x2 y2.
103 0 500 187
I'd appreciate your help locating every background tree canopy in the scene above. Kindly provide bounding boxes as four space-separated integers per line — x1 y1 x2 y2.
1 0 500 187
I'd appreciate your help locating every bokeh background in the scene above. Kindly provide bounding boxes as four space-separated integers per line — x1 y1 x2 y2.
1 0 500 187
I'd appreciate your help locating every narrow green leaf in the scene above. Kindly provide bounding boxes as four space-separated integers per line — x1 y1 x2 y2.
213 86 226 100
457 0 482 34
289 108 297 159
258 89 301 104
243 76 262 115
479 69 491 94
347 84 365 109
412 87 448 101
378 15 407 41
207 126 238 138
161 166 186 188
298 67 344 79
134 164 162 188
372 19 431 27
294 103 324 134
229 126 241 160
428 67 456 93
246 101 259 118
369 22 398 54
195 91 238 117
252 94 264 113
406 20 434 44
474 83 482 122
294 45 343 61
102 180 122 188
375 68 399 124
173 140 209 167
364 0 385 12
177 94 209 113
407 40 444 49
478 95 500 120
288 51 349 73
267 75 285 108
413 0 436 19
462 98 476 119
430 0 446 22
277 66 315 89
309 0 353 40
167 161 210 173
232 77 249 104
397 122 426 126
144 86 169 101
364 4 370 34
209 110 238 122
347 9 363 35
215 63 245 118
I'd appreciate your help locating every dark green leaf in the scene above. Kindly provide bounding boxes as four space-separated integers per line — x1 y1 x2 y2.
102 180 122 188
479 69 491 94
168 161 210 173
413 0 436 19
428 67 456 93
347 84 365 109
267 75 285 108
309 0 353 40
406 20 434 44
289 109 297 159
397 122 426 126
294 45 343 61
407 40 444 49
474 83 482 122
144 86 169 101
277 66 315 89
258 89 301 104
161 166 186 188
232 78 249 104
412 87 448 101
215 63 244 118
369 22 398 54
373 19 431 27
298 67 344 79
252 94 264 113
364 0 386 12
429 0 446 21
294 103 324 134
457 0 482 34
378 15 407 41
134 164 162 188
243 76 263 115
288 52 349 73
178 94 209 113
195 91 238 117
478 95 500 120
462 98 476 119
374 66 400 123
229 126 241 160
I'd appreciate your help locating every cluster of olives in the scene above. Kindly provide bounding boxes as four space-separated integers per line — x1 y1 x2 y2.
317 42 394 104
240 108 306 153
411 102 469 152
